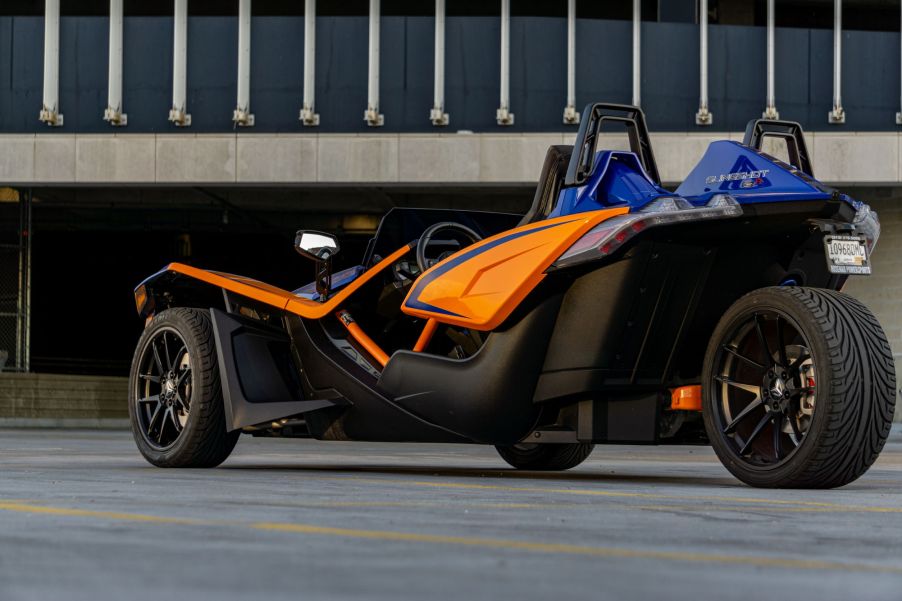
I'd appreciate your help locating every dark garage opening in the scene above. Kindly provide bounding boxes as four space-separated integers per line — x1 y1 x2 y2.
8 186 532 376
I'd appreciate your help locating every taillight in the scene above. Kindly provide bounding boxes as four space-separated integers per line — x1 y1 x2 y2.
852 201 880 253
551 194 742 270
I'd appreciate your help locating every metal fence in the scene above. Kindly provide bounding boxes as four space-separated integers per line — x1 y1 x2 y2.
0 191 31 373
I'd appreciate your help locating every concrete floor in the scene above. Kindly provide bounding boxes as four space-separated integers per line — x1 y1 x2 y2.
0 429 901 601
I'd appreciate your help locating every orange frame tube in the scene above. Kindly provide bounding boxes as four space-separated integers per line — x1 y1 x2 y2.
413 318 439 352
335 310 390 368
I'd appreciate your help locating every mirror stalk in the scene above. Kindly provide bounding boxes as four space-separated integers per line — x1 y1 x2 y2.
315 256 332 302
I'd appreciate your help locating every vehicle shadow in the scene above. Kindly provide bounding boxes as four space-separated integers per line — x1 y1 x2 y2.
219 462 739 488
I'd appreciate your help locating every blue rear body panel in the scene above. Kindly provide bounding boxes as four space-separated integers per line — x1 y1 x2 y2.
549 151 672 217
549 140 848 218
675 140 832 205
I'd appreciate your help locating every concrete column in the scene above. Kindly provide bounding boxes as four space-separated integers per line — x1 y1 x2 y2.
563 0 579 124
430 0 449 126
632 0 641 106
496 0 514 125
763 0 779 119
300 0 319 126
695 0 712 125
232 0 254 126
828 0 845 124
364 0 384 126
898 5 902 125
103 0 127 126
168 0 191 126
39 0 63 126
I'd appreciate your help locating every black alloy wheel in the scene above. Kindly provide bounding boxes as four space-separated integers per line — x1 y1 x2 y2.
709 310 815 467
134 327 193 450
702 287 895 488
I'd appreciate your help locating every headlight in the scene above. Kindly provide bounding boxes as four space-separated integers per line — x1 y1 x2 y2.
134 285 147 313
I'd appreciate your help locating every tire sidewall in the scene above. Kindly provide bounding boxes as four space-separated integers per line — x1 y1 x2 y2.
702 287 834 487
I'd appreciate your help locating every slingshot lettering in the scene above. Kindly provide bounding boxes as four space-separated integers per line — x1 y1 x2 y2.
705 169 770 184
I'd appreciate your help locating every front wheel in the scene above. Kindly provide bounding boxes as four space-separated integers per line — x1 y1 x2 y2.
128 308 239 468
495 443 595 471
702 287 895 488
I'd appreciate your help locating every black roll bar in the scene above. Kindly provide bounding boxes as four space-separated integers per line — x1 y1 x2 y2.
742 119 814 178
564 103 661 188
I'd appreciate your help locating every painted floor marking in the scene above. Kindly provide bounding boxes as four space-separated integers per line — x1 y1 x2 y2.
1 500 900 575
336 477 902 514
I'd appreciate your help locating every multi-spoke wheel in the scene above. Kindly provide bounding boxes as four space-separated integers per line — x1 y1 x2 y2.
712 310 815 465
128 308 239 468
702 287 896 488
135 328 192 449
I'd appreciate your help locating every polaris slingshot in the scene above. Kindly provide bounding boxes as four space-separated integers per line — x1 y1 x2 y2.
129 103 895 488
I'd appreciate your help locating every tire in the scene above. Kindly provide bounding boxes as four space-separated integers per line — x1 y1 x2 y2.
128 308 239 468
495 443 595 471
702 286 895 488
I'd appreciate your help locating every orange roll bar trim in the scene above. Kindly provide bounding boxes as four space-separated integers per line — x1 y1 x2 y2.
413 318 439 353
670 385 702 411
336 310 390 368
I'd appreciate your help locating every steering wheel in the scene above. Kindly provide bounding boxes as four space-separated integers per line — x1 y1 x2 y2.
415 222 483 273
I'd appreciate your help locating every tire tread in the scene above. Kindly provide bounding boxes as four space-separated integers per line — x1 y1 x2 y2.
496 443 595 471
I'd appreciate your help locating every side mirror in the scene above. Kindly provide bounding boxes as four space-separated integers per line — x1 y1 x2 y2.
294 230 339 302
295 230 340 261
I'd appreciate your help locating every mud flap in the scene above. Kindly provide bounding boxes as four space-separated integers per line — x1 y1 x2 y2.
210 308 338 431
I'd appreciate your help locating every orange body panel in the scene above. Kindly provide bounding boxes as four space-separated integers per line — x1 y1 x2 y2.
401 208 629 331
161 244 411 320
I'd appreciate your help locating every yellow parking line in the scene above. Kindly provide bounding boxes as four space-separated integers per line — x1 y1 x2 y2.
0 501 206 525
321 500 545 509
335 477 902 513
237 499 878 514
230 500 547 510
1 499 900 574
634 504 877 515
252 522 900 573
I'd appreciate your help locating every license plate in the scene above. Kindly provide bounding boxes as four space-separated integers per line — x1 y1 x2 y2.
824 235 870 275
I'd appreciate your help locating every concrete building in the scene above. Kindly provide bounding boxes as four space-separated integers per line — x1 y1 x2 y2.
0 0 899 421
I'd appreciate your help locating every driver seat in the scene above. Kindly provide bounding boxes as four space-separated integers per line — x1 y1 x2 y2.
517 145 573 226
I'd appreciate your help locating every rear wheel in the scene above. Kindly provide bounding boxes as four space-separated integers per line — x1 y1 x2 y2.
128 308 239 468
495 443 595 471
702 287 895 488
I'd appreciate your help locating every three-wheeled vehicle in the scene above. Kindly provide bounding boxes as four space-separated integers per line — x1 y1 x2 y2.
130 104 895 488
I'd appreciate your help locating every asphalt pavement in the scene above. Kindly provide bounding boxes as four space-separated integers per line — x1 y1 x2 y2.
1 427 901 601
